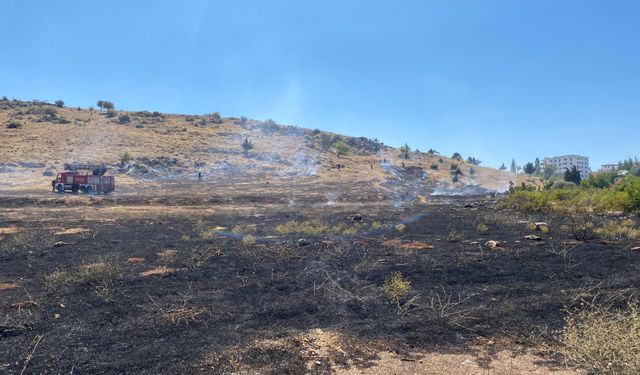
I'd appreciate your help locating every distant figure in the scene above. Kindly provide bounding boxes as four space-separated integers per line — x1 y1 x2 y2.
402 161 405 168
198 172 202 181
370 163 373 170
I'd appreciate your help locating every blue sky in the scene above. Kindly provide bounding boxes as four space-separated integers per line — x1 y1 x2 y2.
1 0 638 168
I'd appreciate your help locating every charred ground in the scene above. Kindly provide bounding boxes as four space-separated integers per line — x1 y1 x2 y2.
1 190 638 374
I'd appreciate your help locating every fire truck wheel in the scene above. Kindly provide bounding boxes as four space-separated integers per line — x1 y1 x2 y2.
56 184 65 193
85 186 93 195
71 185 79 193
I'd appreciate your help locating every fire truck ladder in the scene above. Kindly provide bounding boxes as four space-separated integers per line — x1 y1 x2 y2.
63 163 108 176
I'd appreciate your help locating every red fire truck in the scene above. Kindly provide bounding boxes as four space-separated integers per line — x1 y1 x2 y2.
51 164 115 195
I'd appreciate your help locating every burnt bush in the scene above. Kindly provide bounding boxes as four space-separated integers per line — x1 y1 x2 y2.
6 121 22 129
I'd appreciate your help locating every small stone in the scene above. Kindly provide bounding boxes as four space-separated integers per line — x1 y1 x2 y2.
631 247 640 252
534 222 548 231
352 214 364 223
297 239 311 247
54 313 61 319
524 235 542 241
53 241 67 247
485 240 501 249
127 257 145 263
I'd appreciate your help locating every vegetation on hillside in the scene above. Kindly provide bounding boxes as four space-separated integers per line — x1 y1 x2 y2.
503 174 640 214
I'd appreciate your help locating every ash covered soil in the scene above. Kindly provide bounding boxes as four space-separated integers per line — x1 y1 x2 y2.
1 187 638 374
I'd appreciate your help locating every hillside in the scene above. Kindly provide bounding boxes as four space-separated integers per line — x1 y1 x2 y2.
0 98 520 198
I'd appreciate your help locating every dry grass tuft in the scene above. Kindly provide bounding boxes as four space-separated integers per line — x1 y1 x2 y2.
594 219 640 242
45 260 121 293
560 302 640 374
0 282 18 290
139 266 177 277
242 235 257 247
0 230 54 257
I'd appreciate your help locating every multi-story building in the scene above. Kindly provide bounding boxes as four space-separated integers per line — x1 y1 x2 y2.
600 164 618 172
543 155 590 179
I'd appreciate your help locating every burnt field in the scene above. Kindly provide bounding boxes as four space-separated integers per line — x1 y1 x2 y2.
1 192 638 374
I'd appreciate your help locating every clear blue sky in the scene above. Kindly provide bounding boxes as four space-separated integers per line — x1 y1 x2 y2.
1 1 639 168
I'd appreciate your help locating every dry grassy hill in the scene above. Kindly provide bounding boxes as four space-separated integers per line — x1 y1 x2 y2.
0 98 526 196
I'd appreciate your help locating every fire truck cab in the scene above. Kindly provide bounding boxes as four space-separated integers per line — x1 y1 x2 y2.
52 164 115 195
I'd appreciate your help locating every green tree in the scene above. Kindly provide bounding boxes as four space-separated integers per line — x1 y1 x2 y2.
510 159 517 173
399 143 411 159
564 166 582 185
523 162 536 175
499 163 507 171
98 100 114 114
55 99 64 108
452 152 463 162
534 158 541 174
581 172 616 189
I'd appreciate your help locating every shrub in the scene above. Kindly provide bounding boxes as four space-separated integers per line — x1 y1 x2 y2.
617 176 640 212
263 119 277 130
119 152 132 167
42 107 58 119
241 137 253 154
399 143 411 160
6 121 22 129
242 235 256 247
551 181 576 190
430 164 439 170
560 303 640 374
210 112 222 124
382 272 411 303
55 99 64 107
237 116 248 126
275 220 328 236
117 114 131 124
582 172 616 189
476 223 488 233
334 141 350 156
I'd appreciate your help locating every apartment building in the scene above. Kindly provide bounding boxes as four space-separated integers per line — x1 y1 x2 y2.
600 164 618 172
543 155 590 179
